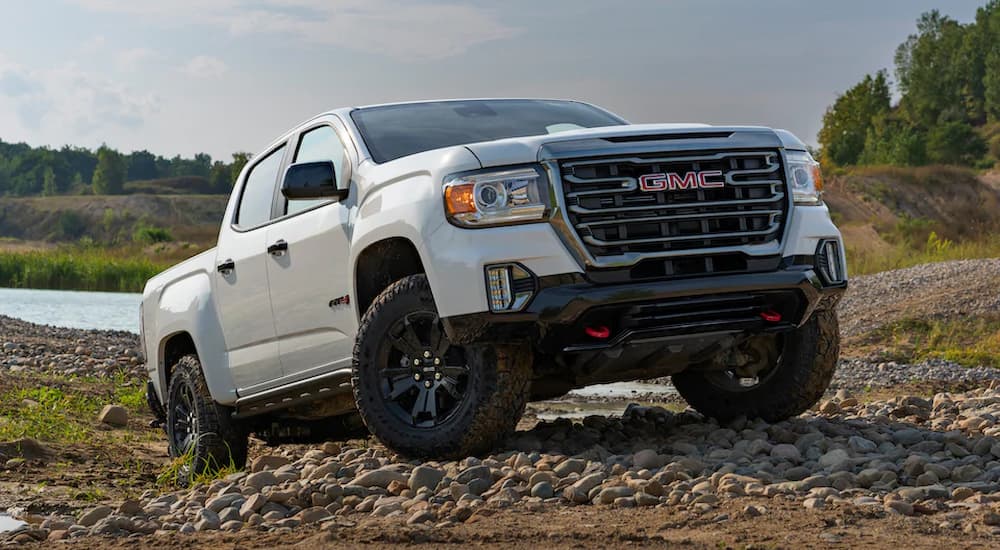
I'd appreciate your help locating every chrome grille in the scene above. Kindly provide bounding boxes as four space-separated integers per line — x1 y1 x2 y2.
559 150 787 258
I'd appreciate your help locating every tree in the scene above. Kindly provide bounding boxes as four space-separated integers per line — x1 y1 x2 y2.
209 161 231 193
230 152 251 184
92 145 126 195
859 113 926 166
127 150 159 181
925 121 987 165
41 167 57 196
894 11 967 127
817 71 891 166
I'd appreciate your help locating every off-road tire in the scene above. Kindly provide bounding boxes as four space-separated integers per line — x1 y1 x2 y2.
166 355 248 482
671 309 839 422
352 274 531 458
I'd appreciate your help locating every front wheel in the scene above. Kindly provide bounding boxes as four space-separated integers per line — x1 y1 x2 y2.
352 274 531 458
672 309 839 423
166 355 248 483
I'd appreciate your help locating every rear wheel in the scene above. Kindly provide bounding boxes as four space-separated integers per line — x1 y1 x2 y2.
166 355 248 484
352 274 531 458
671 309 839 422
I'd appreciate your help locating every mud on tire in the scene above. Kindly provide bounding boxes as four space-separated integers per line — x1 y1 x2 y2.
166 355 248 483
671 309 840 423
352 274 531 459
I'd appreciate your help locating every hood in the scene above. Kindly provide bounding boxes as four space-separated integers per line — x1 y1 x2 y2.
462 123 805 168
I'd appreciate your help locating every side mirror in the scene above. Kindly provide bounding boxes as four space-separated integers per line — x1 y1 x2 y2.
281 161 348 201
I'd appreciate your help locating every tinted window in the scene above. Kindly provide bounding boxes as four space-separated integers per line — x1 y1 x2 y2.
351 99 626 163
287 126 348 216
236 145 284 228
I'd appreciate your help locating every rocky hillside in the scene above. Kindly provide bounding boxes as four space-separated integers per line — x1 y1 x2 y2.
0 195 227 246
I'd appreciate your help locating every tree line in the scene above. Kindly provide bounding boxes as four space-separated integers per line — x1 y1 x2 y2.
0 139 251 196
819 2 1000 168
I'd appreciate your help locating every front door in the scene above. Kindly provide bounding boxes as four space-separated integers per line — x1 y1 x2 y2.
213 143 287 393
266 123 357 381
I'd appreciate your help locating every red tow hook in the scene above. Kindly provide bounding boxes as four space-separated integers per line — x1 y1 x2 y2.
584 325 611 339
760 310 782 323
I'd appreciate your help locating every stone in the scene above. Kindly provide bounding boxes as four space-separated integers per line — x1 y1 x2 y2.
848 436 877 454
407 510 435 525
352 468 409 488
951 464 982 482
818 449 850 469
455 465 492 484
597 486 634 504
250 455 290 473
530 481 554 499
634 491 659 506
78 506 113 527
819 400 840 414
97 405 128 427
220 520 242 532
886 500 914 516
409 466 445 492
803 498 825 510
195 509 221 531
295 507 332 524
553 458 586 477
206 493 244 513
771 444 801 461
632 449 662 470
244 471 278 492
117 499 142 516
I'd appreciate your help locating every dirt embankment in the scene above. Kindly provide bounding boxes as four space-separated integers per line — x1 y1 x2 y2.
0 195 227 246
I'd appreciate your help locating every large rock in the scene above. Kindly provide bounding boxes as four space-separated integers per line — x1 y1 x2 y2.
78 506 113 527
409 466 445 492
98 405 128 427
352 468 408 488
244 471 278 492
250 455 290 473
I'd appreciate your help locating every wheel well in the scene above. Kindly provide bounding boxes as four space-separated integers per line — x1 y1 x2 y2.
355 238 425 319
161 332 197 386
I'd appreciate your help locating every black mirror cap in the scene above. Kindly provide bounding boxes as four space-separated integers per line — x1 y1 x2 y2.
281 161 347 200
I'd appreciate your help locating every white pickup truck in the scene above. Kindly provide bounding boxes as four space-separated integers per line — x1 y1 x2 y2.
141 99 846 476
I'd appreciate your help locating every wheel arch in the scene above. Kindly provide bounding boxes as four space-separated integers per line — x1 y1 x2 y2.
353 237 426 321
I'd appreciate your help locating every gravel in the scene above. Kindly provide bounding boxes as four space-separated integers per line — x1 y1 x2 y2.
0 315 141 378
838 258 1000 338
7 385 1000 541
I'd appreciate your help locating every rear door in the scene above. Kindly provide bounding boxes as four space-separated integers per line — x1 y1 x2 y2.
213 142 288 392
265 120 358 382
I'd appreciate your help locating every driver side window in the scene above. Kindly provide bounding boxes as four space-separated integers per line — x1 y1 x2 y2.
285 125 349 216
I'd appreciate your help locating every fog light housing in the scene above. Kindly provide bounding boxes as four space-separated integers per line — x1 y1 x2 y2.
816 239 846 284
485 263 535 312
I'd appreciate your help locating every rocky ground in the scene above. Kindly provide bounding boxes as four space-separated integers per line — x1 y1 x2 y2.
1 258 1000 547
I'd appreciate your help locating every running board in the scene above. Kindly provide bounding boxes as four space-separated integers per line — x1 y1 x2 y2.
232 369 353 419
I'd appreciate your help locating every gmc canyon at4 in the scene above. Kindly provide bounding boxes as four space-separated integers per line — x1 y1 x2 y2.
141 99 846 475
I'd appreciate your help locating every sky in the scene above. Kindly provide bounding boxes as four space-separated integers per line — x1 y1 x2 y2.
0 0 989 160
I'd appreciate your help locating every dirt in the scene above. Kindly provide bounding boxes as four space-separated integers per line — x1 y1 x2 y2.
14 498 999 549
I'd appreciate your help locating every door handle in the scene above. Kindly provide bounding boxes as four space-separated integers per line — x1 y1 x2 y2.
267 240 288 256
216 259 235 273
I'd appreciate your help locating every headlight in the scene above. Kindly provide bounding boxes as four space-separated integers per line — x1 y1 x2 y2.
786 150 824 205
443 166 548 227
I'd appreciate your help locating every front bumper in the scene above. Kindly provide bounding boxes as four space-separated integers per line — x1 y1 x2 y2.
442 264 846 352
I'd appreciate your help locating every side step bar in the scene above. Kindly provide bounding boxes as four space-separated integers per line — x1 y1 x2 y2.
233 368 353 419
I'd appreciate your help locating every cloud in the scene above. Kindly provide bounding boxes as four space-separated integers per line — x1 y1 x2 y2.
115 48 155 71
0 57 158 134
180 55 228 78
71 0 517 60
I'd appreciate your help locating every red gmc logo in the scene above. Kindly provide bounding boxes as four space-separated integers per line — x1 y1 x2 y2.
638 170 725 192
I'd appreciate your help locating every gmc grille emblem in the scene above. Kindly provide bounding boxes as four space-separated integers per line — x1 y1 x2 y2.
638 170 724 192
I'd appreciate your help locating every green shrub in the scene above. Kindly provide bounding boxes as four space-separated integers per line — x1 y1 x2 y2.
133 224 174 244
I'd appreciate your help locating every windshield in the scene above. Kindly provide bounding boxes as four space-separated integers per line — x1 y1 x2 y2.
350 99 627 163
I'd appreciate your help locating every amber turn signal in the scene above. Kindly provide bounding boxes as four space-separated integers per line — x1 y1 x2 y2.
445 183 476 215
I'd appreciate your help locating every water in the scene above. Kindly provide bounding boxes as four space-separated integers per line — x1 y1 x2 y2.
568 381 676 399
0 514 26 534
0 288 141 333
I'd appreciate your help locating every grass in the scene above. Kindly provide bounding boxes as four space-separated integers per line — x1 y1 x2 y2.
846 233 1000 276
156 436 241 489
0 247 170 292
861 315 1000 367
0 372 149 444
